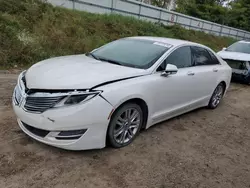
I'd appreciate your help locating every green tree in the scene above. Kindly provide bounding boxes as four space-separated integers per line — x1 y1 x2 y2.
175 0 250 31
151 0 170 8
228 0 250 30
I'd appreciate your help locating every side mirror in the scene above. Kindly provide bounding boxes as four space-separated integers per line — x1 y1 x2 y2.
161 64 178 77
222 47 227 51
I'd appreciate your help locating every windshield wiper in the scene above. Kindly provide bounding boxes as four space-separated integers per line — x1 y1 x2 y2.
86 54 128 67
98 58 122 66
86 52 100 60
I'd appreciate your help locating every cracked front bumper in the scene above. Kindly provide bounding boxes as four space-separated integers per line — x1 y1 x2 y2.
13 95 113 150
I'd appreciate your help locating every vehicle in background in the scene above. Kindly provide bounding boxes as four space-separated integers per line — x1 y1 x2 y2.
218 40 250 84
13 37 232 150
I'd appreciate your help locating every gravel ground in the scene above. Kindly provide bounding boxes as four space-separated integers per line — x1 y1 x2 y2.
0 73 250 188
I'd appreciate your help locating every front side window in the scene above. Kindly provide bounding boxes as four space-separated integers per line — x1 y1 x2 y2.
191 46 213 66
90 39 171 69
226 42 250 54
157 46 192 71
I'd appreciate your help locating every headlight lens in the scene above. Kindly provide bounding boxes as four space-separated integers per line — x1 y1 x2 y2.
64 95 88 105
54 90 101 107
17 70 26 90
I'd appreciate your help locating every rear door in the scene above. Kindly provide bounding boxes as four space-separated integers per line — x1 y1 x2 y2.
191 46 221 99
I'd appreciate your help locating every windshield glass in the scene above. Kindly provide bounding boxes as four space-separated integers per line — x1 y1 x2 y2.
90 39 171 69
226 42 250 54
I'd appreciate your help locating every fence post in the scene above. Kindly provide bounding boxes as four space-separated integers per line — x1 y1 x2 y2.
219 25 223 37
210 24 214 35
72 0 75 9
228 28 231 38
189 18 192 30
138 2 142 19
159 10 162 24
175 15 178 25
201 22 204 32
235 30 239 39
111 0 114 13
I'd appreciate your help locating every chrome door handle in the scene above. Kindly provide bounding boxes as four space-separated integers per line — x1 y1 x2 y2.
187 72 195 76
213 68 218 72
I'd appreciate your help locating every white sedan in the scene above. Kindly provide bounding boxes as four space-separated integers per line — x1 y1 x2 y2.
13 37 232 150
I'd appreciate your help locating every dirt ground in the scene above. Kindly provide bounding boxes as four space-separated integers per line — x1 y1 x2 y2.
0 73 250 188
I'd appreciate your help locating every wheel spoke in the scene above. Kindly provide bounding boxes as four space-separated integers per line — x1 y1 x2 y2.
116 121 123 126
117 117 126 125
129 124 138 129
121 130 127 143
127 128 134 139
131 119 140 125
125 109 131 119
130 110 139 122
114 126 124 137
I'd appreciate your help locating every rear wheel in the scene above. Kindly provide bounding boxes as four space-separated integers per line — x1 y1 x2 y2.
208 83 225 109
107 103 143 148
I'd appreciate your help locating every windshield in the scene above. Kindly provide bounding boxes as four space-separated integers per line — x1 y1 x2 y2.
89 39 171 69
226 42 250 54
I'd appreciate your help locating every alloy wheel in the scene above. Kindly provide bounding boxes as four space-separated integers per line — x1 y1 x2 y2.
211 84 224 107
113 108 141 144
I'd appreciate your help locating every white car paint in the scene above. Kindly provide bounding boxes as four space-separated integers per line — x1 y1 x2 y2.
217 50 250 62
13 37 232 150
26 55 148 89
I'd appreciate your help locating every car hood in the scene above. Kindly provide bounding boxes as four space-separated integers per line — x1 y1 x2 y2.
25 55 148 90
217 51 250 62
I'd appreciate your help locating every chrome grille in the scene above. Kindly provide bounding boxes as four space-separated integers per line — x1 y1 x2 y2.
24 96 64 113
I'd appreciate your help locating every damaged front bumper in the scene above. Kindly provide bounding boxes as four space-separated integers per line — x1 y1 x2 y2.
12 72 114 150
13 94 113 150
231 69 250 84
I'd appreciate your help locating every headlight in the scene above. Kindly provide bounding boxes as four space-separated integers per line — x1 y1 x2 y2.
17 70 26 90
54 90 101 107
64 95 89 105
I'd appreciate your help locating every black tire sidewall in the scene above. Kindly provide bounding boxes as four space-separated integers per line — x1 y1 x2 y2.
107 103 143 148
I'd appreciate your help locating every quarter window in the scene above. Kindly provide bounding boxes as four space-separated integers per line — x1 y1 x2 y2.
208 50 220 65
191 46 215 66
157 46 192 71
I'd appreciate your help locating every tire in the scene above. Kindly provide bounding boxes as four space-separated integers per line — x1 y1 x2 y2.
107 103 143 148
208 83 225 109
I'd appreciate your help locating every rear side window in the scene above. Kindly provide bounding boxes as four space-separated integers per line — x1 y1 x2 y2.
208 50 220 65
191 46 215 66
157 46 192 71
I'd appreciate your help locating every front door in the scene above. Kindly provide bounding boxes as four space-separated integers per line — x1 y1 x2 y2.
149 46 199 123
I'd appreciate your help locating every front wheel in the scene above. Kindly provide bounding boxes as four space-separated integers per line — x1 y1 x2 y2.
208 83 225 109
107 103 143 148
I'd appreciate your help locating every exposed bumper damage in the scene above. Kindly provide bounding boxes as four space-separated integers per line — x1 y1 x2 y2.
12 71 114 150
223 59 250 84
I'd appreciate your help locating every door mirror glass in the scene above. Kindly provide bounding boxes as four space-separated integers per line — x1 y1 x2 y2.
222 47 227 51
161 64 178 76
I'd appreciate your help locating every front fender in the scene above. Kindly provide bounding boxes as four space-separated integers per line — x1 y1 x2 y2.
97 77 153 125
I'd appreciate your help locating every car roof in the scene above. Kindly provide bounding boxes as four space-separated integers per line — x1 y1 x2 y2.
129 36 203 48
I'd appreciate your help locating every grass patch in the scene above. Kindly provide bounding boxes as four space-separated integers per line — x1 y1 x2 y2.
0 0 236 69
